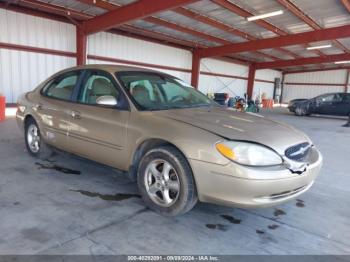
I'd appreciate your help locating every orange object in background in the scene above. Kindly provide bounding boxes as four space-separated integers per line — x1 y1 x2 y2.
0 96 5 121
261 99 274 109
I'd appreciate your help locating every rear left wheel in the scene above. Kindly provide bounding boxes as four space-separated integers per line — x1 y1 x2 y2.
25 118 53 159
137 146 197 216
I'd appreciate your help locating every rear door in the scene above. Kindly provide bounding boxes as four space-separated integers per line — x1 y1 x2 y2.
37 70 83 151
66 69 130 169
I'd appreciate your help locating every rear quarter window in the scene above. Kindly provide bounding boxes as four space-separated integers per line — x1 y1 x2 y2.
42 71 80 101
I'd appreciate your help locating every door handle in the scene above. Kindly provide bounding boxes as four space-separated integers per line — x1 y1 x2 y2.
34 103 43 111
71 111 81 119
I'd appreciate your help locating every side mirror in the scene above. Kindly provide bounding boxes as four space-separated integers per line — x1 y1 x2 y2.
96 95 117 106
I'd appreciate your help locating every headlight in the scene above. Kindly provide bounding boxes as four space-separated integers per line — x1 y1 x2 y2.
216 141 283 166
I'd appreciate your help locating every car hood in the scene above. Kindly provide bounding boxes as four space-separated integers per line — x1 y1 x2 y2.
289 99 309 105
156 107 310 154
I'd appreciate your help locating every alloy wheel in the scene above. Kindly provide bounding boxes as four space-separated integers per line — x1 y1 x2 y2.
27 124 41 153
144 159 180 207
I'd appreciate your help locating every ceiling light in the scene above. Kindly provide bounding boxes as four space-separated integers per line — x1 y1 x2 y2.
247 10 284 21
334 60 350 64
306 44 332 50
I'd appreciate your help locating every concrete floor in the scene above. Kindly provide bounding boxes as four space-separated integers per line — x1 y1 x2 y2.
0 108 349 255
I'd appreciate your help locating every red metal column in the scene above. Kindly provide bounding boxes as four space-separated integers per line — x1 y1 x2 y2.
191 50 200 89
247 65 256 99
76 25 87 65
345 69 350 93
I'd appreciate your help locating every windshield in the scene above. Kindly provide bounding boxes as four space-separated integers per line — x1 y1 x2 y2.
116 71 215 111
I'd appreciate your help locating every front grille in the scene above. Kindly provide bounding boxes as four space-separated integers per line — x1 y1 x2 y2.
285 142 311 162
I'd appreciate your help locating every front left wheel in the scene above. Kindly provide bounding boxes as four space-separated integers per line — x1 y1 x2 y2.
25 118 53 159
137 146 198 216
295 106 306 116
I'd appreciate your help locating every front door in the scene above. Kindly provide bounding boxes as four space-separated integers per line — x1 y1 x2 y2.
66 70 130 170
314 94 336 115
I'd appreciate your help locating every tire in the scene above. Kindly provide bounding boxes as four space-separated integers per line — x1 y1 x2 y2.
137 145 198 216
295 106 306 116
25 118 53 159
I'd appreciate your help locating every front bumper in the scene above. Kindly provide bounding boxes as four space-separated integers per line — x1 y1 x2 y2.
288 105 296 112
189 147 322 208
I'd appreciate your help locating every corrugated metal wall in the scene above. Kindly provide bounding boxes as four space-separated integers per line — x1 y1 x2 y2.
88 32 280 98
283 70 347 102
0 9 281 103
0 50 76 102
87 32 192 83
0 9 76 103
199 58 248 97
255 69 281 99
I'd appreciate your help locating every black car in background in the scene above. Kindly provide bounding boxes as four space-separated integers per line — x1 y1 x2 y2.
288 93 350 116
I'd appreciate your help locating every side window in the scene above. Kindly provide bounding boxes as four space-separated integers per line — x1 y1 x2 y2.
342 93 350 102
44 72 80 101
316 94 334 103
333 94 342 102
78 72 119 105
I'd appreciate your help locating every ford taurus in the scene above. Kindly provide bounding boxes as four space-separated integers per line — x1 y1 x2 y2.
16 65 323 216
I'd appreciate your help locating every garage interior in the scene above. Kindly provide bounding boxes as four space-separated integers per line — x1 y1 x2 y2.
0 0 350 256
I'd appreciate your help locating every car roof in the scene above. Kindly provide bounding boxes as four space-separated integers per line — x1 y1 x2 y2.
64 64 164 74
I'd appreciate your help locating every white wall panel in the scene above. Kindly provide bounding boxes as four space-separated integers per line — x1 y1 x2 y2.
256 69 281 81
283 69 347 102
284 70 347 84
0 49 75 102
0 9 76 103
283 85 344 101
199 58 247 96
198 75 247 97
88 32 192 70
254 69 282 99
200 58 248 77
253 82 274 99
0 9 76 52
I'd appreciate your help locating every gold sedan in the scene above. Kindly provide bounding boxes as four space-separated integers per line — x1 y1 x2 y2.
16 65 323 216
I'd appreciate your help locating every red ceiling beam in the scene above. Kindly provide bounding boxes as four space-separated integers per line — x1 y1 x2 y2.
82 0 198 35
212 0 287 36
0 2 73 23
173 7 254 40
79 0 228 44
77 1 239 51
198 24 350 58
78 0 277 61
256 53 350 69
116 25 206 50
276 0 320 29
341 0 350 13
5 0 252 65
277 0 350 53
173 7 298 60
13 0 206 51
144 17 231 45
212 0 326 57
19 0 90 20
